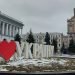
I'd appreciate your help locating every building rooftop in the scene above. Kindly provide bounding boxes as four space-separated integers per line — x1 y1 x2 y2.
33 32 63 34
0 11 24 26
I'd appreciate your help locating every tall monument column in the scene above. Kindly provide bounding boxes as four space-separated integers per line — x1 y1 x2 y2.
9 25 11 36
18 27 20 34
13 26 15 36
21 28 22 35
16 27 18 34
2 22 5 35
11 25 13 37
15 26 17 35
6 24 8 35
0 21 2 34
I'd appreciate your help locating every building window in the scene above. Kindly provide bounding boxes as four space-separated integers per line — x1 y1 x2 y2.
69 25 72 27
59 39 60 42
59 35 60 37
37 36 38 38
51 39 52 42
70 34 72 38
37 40 38 42
51 35 53 39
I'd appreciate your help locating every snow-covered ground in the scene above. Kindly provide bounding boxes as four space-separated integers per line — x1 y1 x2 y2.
7 58 67 66
0 57 69 72
0 54 75 72
7 54 75 67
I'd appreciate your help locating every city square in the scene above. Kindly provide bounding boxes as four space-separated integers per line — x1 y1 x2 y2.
0 0 75 74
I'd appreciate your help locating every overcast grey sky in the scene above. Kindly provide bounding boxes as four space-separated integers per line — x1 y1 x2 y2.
0 0 75 35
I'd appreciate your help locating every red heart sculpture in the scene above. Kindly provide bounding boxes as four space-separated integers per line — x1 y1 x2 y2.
0 40 16 61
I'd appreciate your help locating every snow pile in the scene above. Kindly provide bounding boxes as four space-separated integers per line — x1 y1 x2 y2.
0 68 8 71
7 58 67 67
0 66 8 71
58 59 67 65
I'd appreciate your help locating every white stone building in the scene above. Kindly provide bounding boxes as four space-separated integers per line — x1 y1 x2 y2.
22 32 63 50
0 11 24 40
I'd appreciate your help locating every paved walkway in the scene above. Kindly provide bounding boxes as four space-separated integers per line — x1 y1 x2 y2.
0 71 75 75
51 54 75 59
